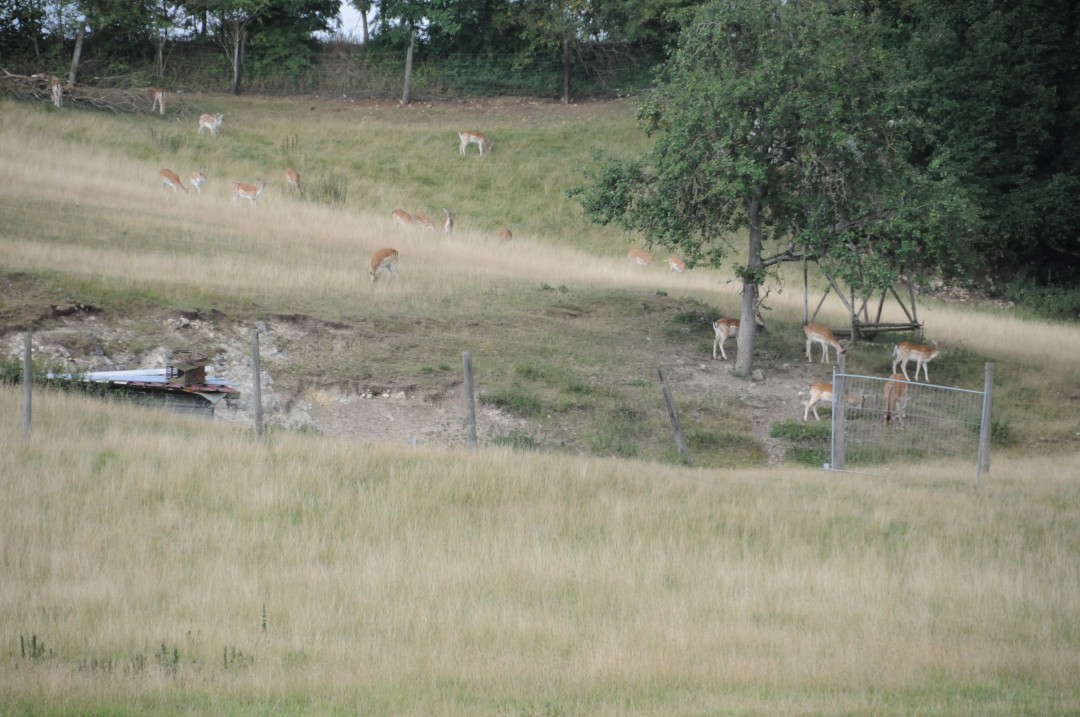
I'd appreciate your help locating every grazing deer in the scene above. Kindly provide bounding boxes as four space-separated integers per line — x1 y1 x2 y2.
231 179 266 207
49 78 63 108
667 255 686 273
189 171 207 194
499 228 513 243
892 340 944 382
159 168 186 193
442 208 454 236
198 113 224 136
804 323 848 363
712 313 767 360
627 248 653 266
713 289 770 360
804 382 865 422
458 130 493 156
151 87 166 115
284 167 300 192
391 209 413 227
884 373 910 428
414 212 436 231
369 248 399 283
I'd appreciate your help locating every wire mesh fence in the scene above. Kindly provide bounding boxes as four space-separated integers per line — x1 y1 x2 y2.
827 369 992 484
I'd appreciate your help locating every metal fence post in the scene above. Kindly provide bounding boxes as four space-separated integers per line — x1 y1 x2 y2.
976 362 995 487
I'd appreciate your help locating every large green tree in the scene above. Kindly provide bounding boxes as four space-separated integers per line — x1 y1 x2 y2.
576 0 973 374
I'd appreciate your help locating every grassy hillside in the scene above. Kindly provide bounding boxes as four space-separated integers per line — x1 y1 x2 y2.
2 94 1080 715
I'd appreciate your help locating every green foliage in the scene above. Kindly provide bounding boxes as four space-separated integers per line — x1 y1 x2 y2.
771 418 831 466
307 173 348 206
491 430 538 450
894 0 1080 287
483 388 542 417
1005 279 1080 322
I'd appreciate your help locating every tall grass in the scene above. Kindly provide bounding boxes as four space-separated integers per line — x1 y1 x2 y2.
2 384 1079 715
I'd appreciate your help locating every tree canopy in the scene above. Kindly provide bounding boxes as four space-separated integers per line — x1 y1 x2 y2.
576 0 977 372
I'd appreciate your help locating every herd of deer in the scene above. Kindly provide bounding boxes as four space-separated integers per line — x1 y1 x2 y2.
708 298 943 428
146 88 503 286
626 243 944 428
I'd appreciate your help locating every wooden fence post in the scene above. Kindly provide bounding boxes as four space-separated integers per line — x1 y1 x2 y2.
23 332 32 441
463 352 477 450
658 369 691 466
251 327 263 444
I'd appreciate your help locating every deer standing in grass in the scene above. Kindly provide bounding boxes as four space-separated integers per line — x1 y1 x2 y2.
413 212 436 231
628 248 653 266
804 323 848 363
892 340 944 382
285 167 300 192
151 87 166 115
499 228 513 243
369 248 399 283
198 113 223 136
458 130 493 156
884 373 910 428
231 179 266 207
159 168 186 193
442 208 454 236
667 255 686 273
804 382 865 422
49 78 63 108
713 289 770 360
189 171 207 194
391 209 413 227
712 312 767 361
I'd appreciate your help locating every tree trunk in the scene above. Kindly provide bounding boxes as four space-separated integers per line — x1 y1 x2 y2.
736 194 765 375
231 28 244 95
68 20 86 85
401 26 415 106
561 37 570 104
155 35 165 78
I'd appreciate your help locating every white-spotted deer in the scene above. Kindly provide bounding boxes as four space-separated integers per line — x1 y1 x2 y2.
803 382 865 422
413 212 436 231
369 248 399 283
458 130 493 156
284 167 300 192
627 248 653 266
804 323 848 363
391 209 413 227
713 289 770 360
151 87 166 115
159 168 186 193
231 179 266 207
198 113 224 136
892 340 944 382
189 171 207 194
49 78 63 108
667 255 686 273
884 373 910 428
499 228 513 243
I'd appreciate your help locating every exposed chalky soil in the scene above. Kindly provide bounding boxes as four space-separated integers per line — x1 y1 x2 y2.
3 295 825 465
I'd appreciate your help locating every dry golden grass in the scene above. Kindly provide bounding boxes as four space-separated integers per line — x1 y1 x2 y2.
2 384 1080 715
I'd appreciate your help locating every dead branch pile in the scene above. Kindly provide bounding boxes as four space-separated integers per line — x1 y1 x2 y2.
1 69 171 114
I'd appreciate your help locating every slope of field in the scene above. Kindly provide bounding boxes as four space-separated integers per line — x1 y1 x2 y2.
1 94 1080 715
2 95 1078 466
